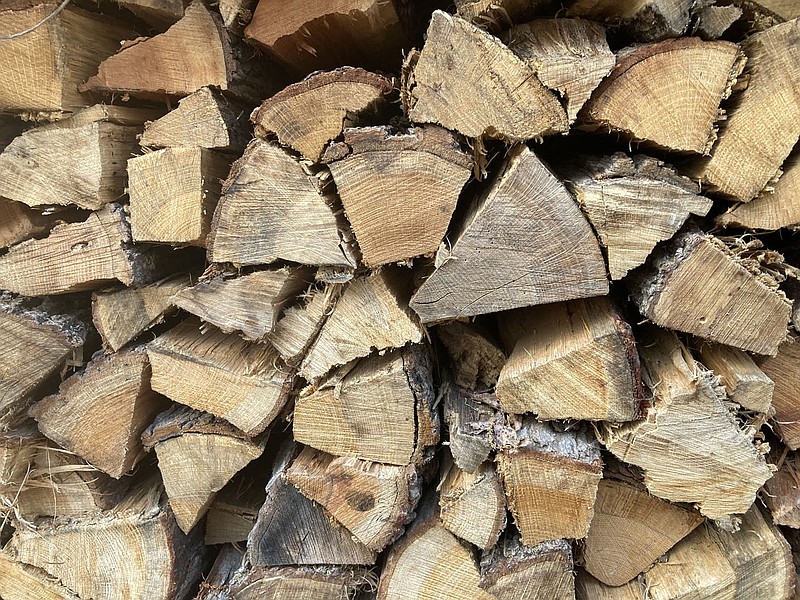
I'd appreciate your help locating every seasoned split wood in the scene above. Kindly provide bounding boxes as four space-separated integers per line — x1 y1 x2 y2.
758 335 800 449
0 199 73 250
0 551 82 600
436 321 506 392
694 4 743 39
204 457 268 545
455 0 552 30
696 342 774 413
575 571 643 600
762 451 800 527
115 0 184 29
229 564 369 600
444 387 497 473
567 0 694 41
195 544 242 600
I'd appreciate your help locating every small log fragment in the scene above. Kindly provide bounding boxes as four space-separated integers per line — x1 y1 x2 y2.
630 228 791 355
561 153 712 280
455 0 552 30
30 346 169 478
444 387 497 473
507 18 614 124
410 145 608 322
148 318 293 436
496 297 643 422
229 565 369 600
0 551 81 600
252 67 393 162
286 446 421 552
0 423 40 494
142 405 266 533
758 335 800 449
323 126 471 268
575 571 642 600
0 199 69 250
762 451 800 527
567 0 694 41
207 139 357 270
195 544 242 600
405 11 568 141
115 0 184 29
696 342 774 413
480 536 575 600
694 4 743 39
495 417 603 545
604 327 773 519
582 477 703 586
204 459 267 545
436 322 506 392
743 0 800 20
217 0 257 34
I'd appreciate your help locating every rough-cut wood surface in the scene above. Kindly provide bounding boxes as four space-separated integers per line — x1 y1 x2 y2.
115 0 184 28
228 564 369 600
454 0 551 29
567 0 694 41
694 4 742 39
696 342 774 413
204 459 267 545
762 452 800 527
0 551 82 600
0 199 70 250
444 387 497 473
758 335 800 449
437 322 505 392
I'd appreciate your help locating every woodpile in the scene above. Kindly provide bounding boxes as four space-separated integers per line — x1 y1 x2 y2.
2 0 800 599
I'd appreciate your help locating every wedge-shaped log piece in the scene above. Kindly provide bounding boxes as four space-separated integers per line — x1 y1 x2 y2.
575 571 642 600
195 544 242 600
140 87 251 152
480 536 574 600
758 335 800 448
323 126 471 268
229 565 369 600
411 146 608 322
115 0 184 29
0 423 40 492
208 139 357 269
762 452 800 527
631 229 791 355
300 270 423 383
437 322 505 392
507 18 614 124
143 405 266 534
695 5 742 39
693 19 800 201
455 0 552 29
696 342 773 413
605 327 772 519
406 11 568 141
248 443 376 566
0 551 81 600
497 297 643 422
567 0 693 40
148 318 293 436
173 267 312 341
583 478 703 586
129 147 232 246
440 458 506 550
496 417 603 545
444 387 497 473
253 67 393 162
30 346 169 478
7 478 205 600
0 199 71 250
562 153 712 279
581 38 742 154
286 446 421 552
205 458 267 545
0 3 133 117
295 344 438 466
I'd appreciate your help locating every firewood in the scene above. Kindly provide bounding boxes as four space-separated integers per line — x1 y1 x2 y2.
495 417 603 545
496 297 643 422
0 551 81 600
252 67 393 162
603 327 772 520
247 442 376 566
0 3 133 118
142 405 266 533
204 458 267 545
173 267 312 341
244 0 409 75
0 199 70 250
228 564 370 600
758 335 800 449
455 0 552 30
286 446 421 552
83 0 281 102
575 571 641 600
762 451 800 527
567 0 693 41
207 139 358 271
148 318 294 436
582 477 703 586
115 0 184 29
295 344 438 466
29 346 169 478
506 18 614 124
480 536 575 600
0 203 173 296
743 0 800 20
561 153 712 280
694 4 743 39
436 321 506 392
410 145 608 322
405 11 568 141
630 228 791 355
0 423 40 494
299 270 423 383
439 458 506 550
129 146 232 247
323 126 471 268
217 0 257 34
696 342 774 413
195 544 242 600
444 387 497 473
691 19 800 201
140 87 251 152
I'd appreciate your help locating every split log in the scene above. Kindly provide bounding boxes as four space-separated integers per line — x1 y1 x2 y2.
286 446 421 552
496 296 643 422
480 536 574 600
436 321 506 392
455 0 552 30
567 0 693 41
444 387 497 473
580 38 743 154
495 417 603 545
0 423 40 494
128 147 232 247
244 0 409 75
323 126 471 268
691 19 800 201
506 18 614 124
561 153 712 280
575 571 642 600
252 67 393 162
743 0 800 20
172 267 312 341
696 342 774 413
229 565 369 600
404 11 568 141
217 0 257 34
294 344 438 466
758 335 800 448
694 4 743 39
630 228 791 355
29 346 169 478
439 458 506 550
0 551 81 600
0 199 72 250
148 318 294 436
195 544 242 600
207 139 358 271
115 0 184 29
762 451 800 527
142 405 267 533
204 459 267 545
410 145 608 322
603 327 773 520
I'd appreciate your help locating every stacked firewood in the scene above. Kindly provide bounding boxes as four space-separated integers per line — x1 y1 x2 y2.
1 0 800 598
